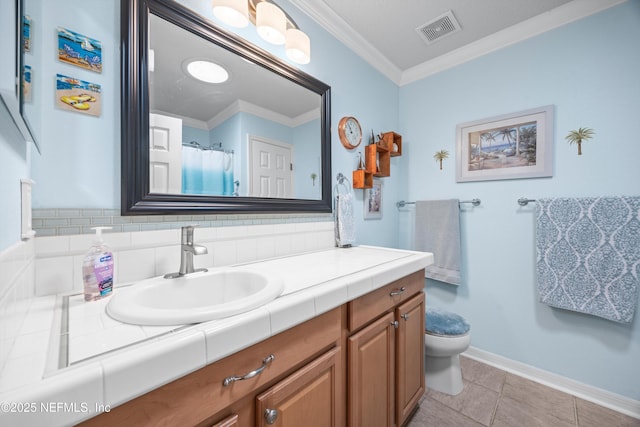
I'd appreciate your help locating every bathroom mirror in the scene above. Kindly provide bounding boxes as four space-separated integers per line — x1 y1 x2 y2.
0 0 40 152
122 0 332 214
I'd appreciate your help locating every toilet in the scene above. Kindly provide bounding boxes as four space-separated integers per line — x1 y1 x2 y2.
424 306 471 395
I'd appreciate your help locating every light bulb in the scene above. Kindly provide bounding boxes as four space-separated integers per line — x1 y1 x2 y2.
256 2 286 45
286 28 310 64
212 0 249 28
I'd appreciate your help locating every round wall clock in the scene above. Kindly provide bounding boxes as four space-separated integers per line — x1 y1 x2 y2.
338 116 362 149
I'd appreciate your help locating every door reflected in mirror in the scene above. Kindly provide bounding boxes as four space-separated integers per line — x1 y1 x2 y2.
148 13 322 200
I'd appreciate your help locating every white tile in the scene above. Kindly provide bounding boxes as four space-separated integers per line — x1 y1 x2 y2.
0 350 47 392
273 235 292 257
34 235 70 257
217 225 246 240
35 256 74 296
131 228 179 247
255 236 276 260
117 248 156 283
101 330 206 407
265 292 316 335
347 273 373 300
0 363 103 426
212 240 237 267
154 244 181 276
198 307 271 363
70 231 131 253
245 224 274 237
9 330 50 358
195 225 219 241
312 279 349 314
69 324 147 363
237 238 258 263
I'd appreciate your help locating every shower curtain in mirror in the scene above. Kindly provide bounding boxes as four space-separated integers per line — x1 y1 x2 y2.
181 145 234 195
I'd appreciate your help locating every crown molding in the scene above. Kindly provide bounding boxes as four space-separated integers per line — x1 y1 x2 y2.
287 0 403 84
288 0 626 87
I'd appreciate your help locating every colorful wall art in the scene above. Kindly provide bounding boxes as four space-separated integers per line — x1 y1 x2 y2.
57 27 102 73
56 74 101 116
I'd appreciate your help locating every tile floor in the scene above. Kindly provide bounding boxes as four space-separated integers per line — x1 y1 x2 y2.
406 356 640 427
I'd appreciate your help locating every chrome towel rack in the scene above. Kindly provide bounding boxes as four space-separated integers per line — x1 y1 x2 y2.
396 198 481 209
517 197 536 206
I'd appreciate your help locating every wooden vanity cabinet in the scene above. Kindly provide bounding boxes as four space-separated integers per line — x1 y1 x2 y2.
80 307 343 427
80 270 425 427
347 270 425 427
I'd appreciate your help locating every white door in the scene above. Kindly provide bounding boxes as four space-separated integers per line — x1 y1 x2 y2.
249 136 293 198
149 113 182 194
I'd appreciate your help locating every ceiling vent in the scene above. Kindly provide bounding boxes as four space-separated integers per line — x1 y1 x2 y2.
415 10 461 45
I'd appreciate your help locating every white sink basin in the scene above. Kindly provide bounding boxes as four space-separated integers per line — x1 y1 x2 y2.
106 269 283 326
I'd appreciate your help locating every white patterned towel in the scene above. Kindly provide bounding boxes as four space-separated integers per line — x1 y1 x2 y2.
536 197 640 324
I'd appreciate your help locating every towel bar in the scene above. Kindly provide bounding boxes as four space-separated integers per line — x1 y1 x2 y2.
517 198 536 206
396 199 481 209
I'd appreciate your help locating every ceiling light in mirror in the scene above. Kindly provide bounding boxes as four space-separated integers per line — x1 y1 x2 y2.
212 0 249 28
185 60 230 83
286 28 310 64
256 1 286 44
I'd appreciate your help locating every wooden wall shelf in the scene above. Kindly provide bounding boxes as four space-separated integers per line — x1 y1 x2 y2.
352 131 402 188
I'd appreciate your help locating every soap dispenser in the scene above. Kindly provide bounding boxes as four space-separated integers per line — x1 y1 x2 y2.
83 226 114 301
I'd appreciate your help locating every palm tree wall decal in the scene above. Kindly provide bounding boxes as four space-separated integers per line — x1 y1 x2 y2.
565 127 595 155
433 150 449 170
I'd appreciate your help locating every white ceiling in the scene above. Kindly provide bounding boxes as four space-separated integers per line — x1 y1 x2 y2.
288 0 626 85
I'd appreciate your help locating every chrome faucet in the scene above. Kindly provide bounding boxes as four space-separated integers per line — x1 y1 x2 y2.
164 226 208 279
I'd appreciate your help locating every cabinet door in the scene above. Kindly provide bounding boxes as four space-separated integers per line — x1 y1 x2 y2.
395 292 425 426
255 347 341 427
348 312 396 427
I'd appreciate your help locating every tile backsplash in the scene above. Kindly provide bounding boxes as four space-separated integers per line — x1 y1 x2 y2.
32 208 332 236
34 220 335 297
0 239 36 377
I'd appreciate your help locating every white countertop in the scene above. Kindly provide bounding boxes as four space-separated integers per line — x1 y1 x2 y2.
0 245 432 426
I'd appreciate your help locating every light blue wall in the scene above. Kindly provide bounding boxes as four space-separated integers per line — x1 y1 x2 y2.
399 2 640 400
26 0 402 247
29 0 120 209
0 106 31 251
182 125 209 146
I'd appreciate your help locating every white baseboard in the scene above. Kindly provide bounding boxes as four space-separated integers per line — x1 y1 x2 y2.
463 346 640 420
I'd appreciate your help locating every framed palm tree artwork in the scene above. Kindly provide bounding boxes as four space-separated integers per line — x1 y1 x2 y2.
455 105 554 182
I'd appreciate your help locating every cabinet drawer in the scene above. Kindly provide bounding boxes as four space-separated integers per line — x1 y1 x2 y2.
348 270 424 332
81 307 342 427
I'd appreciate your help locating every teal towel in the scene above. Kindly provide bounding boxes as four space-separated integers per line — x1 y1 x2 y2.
536 196 640 324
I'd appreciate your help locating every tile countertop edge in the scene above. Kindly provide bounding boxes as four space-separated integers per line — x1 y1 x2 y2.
0 247 433 426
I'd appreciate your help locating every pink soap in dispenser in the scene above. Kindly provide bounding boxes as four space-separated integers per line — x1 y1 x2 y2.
83 226 114 301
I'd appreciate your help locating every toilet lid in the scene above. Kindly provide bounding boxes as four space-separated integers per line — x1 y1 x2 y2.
425 307 470 336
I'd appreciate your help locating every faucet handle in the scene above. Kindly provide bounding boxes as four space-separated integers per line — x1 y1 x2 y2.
181 225 199 244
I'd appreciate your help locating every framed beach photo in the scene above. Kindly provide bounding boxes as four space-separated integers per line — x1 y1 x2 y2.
364 180 383 219
57 27 102 73
55 74 101 117
455 105 554 182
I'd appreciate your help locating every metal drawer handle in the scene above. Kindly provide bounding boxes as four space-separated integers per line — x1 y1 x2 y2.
401 313 410 321
223 354 275 386
264 408 279 425
389 287 406 296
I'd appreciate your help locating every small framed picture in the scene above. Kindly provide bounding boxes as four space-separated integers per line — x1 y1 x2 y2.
55 74 101 117
364 180 383 219
57 27 102 73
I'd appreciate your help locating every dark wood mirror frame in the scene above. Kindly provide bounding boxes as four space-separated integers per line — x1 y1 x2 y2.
121 0 332 215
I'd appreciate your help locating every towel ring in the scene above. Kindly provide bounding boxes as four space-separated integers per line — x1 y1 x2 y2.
335 173 351 195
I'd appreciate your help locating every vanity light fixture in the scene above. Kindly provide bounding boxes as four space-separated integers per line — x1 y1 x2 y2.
211 0 311 64
185 60 229 83
212 0 249 28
